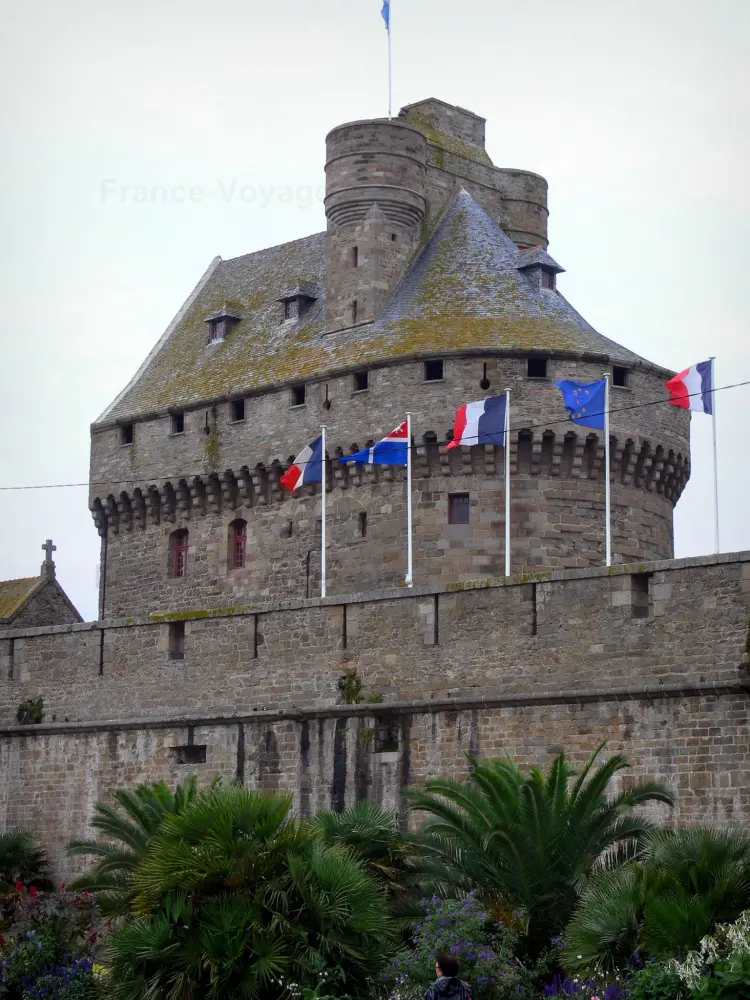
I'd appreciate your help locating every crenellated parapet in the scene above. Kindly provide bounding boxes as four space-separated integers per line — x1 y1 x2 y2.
90 426 689 536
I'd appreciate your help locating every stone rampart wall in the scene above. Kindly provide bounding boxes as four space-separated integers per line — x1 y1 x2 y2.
1 554 747 726
1 687 748 879
1 552 748 877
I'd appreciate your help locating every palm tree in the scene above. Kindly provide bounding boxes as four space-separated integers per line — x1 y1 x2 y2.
106 784 395 1000
0 830 52 891
564 826 750 971
314 801 422 918
67 776 198 914
405 743 674 955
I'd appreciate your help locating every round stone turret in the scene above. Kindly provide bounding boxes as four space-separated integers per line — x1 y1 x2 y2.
324 119 428 231
323 119 428 330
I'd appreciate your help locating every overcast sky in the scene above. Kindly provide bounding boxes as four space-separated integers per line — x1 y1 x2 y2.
1 0 748 621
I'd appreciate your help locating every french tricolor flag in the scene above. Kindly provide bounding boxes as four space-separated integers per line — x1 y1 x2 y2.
280 434 324 492
447 394 507 449
665 359 714 414
340 420 408 465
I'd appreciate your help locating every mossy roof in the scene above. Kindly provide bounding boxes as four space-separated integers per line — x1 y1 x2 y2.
98 189 655 426
0 578 40 621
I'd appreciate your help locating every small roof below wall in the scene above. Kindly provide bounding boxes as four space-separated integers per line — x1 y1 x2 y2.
517 246 565 274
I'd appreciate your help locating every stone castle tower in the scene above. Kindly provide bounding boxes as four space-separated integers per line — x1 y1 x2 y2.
89 97 689 619
6 99 745 879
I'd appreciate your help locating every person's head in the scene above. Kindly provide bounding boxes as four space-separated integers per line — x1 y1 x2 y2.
435 953 460 979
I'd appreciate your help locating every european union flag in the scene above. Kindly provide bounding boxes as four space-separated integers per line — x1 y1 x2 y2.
554 377 606 429
381 0 390 30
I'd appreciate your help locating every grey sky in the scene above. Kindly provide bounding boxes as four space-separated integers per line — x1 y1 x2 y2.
1 0 748 621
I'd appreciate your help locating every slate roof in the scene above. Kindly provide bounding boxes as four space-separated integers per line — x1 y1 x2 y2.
0 578 41 621
517 246 565 273
98 188 658 426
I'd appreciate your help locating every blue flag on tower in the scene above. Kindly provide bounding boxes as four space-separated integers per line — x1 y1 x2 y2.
381 0 390 30
554 377 607 429
339 420 408 465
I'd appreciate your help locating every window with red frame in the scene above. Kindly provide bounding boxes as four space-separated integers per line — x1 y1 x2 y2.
230 519 247 569
171 529 189 577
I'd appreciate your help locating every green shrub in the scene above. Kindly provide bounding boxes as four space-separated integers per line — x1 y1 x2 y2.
625 962 688 1000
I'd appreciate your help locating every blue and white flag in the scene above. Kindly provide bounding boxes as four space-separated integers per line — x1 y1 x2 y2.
339 420 407 465
381 0 390 31
554 377 607 429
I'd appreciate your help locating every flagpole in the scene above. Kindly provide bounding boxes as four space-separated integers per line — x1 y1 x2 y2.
504 389 511 577
405 410 413 587
387 0 392 117
603 374 612 567
709 355 720 553
320 425 327 599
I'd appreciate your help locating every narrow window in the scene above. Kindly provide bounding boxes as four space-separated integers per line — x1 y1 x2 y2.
527 357 548 379
230 399 245 422
353 370 369 392
283 298 299 321
229 519 247 569
171 411 185 435
613 365 630 388
541 269 555 290
350 300 358 325
120 423 134 445
171 528 189 578
448 493 470 525
168 621 185 660
209 319 225 342
631 573 651 618
350 246 359 268
358 512 367 537
290 384 306 407
391 233 397 242
424 359 444 382
171 744 206 764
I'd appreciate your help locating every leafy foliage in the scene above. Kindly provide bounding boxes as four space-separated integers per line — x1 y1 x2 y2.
314 801 421 920
406 743 673 956
0 832 52 892
0 886 106 999
565 829 750 971
623 962 687 1000
66 777 198 914
384 893 519 1000
105 784 396 999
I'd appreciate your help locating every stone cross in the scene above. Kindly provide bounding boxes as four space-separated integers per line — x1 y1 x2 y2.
41 539 57 578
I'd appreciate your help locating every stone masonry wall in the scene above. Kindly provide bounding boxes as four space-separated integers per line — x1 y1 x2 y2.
1 553 747 725
89 357 690 616
1 689 748 880
94 474 675 619
9 582 81 629
1 552 748 877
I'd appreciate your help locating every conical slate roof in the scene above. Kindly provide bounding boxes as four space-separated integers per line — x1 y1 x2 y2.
367 188 646 362
98 188 656 425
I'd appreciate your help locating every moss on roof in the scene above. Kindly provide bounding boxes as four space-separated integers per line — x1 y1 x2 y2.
0 578 39 620
99 190 650 425
401 113 493 166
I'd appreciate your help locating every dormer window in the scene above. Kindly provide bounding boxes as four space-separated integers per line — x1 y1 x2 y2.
517 247 565 292
278 282 319 324
204 306 241 344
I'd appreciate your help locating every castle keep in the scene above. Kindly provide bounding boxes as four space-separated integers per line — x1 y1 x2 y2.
1 99 747 874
